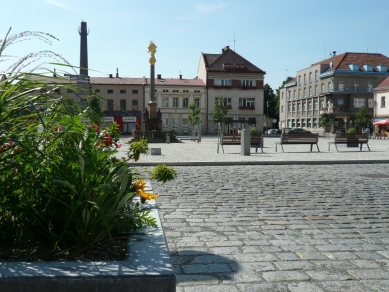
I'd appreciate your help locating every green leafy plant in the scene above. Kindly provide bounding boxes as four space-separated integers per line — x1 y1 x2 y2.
319 112 331 132
347 127 357 134
128 138 149 161
250 127 259 135
150 164 177 184
188 102 200 137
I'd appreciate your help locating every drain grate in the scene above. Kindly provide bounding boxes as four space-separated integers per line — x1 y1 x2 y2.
361 174 389 179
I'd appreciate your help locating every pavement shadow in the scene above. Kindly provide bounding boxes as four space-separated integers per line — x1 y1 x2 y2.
170 249 241 284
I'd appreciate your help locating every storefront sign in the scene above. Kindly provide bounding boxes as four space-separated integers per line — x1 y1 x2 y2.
103 117 114 122
123 117 136 122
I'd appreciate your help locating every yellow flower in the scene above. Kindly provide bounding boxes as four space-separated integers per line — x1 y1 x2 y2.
137 189 158 200
134 180 147 193
133 180 158 200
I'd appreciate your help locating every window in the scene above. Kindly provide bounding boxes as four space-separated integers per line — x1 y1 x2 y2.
183 90 189 93
354 98 365 108
132 100 138 111
194 90 200 93
297 103 301 112
293 90 296 99
183 118 188 129
163 89 169 92
173 90 179 93
308 102 312 110
214 79 232 86
309 87 312 97
292 104 296 112
288 104 291 112
367 81 373 92
339 81 344 92
303 74 306 84
120 99 126 110
239 98 255 107
314 101 318 110
309 72 312 83
132 89 138 94
368 98 375 108
303 102 306 111
183 98 188 108
365 64 373 72
120 89 126 94
350 64 359 71
94 89 100 93
281 105 284 113
107 99 114 110
194 98 200 108
162 117 168 130
315 70 318 81
173 97 178 108
381 96 386 107
240 80 256 87
172 118 178 129
298 89 301 98
281 92 284 99
163 97 169 108
353 81 359 92
107 89 113 94
321 101 325 109
321 83 324 93
298 75 301 85
328 82 332 92
304 88 306 98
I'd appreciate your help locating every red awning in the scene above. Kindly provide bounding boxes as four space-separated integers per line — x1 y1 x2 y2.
373 119 389 126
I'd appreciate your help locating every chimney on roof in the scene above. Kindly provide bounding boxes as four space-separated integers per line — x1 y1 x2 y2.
333 51 336 56
226 46 230 50
179 74 182 79
116 68 119 78
109 74 113 78
157 74 162 79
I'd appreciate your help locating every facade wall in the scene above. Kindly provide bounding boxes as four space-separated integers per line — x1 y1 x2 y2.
375 90 389 118
145 84 206 135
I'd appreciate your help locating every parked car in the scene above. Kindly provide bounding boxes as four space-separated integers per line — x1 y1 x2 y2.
267 129 280 135
288 128 311 134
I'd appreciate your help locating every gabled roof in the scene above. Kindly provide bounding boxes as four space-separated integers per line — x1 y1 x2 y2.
312 52 389 73
375 76 389 90
90 77 146 85
202 46 265 74
154 78 205 86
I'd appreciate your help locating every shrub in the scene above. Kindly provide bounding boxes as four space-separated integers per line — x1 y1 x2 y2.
347 127 357 134
250 127 259 135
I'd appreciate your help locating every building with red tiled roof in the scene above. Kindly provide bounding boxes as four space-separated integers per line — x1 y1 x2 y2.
198 46 266 133
373 76 389 122
279 52 389 133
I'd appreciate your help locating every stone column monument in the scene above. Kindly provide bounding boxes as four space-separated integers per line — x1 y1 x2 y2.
144 41 162 132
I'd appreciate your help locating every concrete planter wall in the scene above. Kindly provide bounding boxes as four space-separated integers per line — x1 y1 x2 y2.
0 198 175 292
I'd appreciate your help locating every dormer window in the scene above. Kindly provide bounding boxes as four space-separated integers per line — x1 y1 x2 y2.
349 64 359 71
363 64 373 72
378 65 388 72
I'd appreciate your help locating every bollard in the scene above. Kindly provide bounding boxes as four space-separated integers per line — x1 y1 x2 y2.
197 132 201 143
166 133 170 144
240 129 250 156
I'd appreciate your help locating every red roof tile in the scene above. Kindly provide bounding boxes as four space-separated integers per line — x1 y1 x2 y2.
376 76 389 89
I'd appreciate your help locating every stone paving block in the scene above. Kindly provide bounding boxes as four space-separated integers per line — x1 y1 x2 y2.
349 244 385 251
306 269 354 281
182 263 232 274
237 283 288 292
361 280 389 291
234 253 278 262
184 284 239 292
347 268 389 279
311 260 358 269
319 280 370 292
243 240 271 246
208 247 240 255
350 259 381 269
206 241 243 247
288 282 324 292
231 262 275 272
191 255 235 264
274 261 314 270
276 252 300 261
176 275 219 285
377 250 389 258
321 251 359 260
262 271 310 281
219 271 262 283
315 244 353 252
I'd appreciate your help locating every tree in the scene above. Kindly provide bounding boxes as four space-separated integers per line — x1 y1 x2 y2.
319 112 331 133
355 108 372 131
210 96 228 140
264 84 276 119
188 102 200 137
87 92 103 125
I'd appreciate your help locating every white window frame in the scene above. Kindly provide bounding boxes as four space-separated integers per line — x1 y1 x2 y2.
354 98 365 108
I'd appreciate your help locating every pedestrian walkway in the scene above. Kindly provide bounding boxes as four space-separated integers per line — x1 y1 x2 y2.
121 136 389 291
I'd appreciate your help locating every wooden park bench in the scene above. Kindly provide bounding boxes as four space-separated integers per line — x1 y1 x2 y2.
328 133 370 151
275 133 319 152
217 133 263 154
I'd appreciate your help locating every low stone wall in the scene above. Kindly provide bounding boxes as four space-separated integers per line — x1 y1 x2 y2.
0 199 175 292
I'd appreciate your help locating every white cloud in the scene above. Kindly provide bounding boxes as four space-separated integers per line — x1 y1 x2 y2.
194 3 226 13
44 0 69 10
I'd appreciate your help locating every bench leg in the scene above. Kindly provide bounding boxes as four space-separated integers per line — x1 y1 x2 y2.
328 142 330 151
275 143 277 152
360 143 362 151
335 144 339 152
316 144 320 152
281 144 284 153
367 143 370 151
217 143 219 153
260 145 263 153
310 144 313 152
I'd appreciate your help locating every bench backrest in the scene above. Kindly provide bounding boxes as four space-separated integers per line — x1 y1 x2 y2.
221 133 263 144
281 133 318 143
334 133 369 143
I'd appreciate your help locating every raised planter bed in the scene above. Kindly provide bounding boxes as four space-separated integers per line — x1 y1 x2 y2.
0 187 175 292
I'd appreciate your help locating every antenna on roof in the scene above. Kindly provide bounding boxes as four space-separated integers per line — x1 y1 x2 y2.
226 31 236 51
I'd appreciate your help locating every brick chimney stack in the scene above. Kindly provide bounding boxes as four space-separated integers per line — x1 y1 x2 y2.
79 21 89 77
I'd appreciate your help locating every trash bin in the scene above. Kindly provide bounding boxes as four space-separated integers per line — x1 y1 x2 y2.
166 133 170 144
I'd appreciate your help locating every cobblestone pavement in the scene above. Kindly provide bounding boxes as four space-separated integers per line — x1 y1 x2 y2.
143 164 389 292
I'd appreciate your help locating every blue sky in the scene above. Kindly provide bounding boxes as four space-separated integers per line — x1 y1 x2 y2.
2 0 389 90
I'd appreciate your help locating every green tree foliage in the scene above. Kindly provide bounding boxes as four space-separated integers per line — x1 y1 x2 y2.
264 83 276 119
87 92 103 125
210 96 228 123
319 112 331 132
188 102 200 136
355 108 372 130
